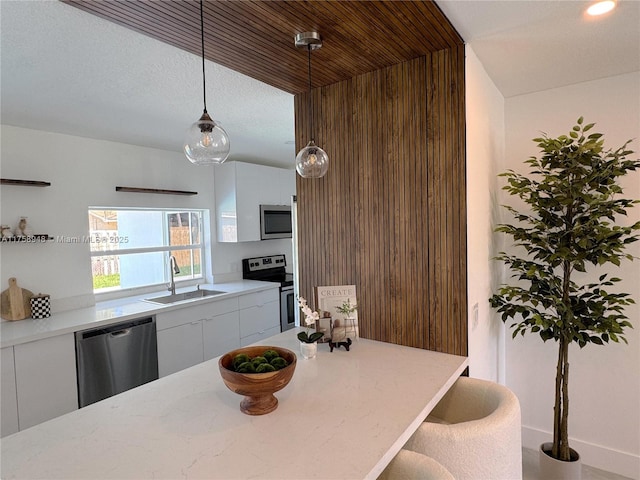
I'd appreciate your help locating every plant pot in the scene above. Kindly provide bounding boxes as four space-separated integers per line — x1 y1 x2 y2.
300 341 317 359
539 442 581 480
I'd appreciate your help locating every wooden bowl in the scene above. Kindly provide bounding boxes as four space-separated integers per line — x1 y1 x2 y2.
218 346 297 415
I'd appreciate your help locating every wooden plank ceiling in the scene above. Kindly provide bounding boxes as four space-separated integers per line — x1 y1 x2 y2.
61 0 463 95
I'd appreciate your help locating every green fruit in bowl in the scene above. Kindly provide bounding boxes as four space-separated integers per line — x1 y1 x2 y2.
233 353 251 369
251 356 268 367
263 349 280 362
270 357 288 369
231 350 290 373
236 361 256 373
255 363 276 373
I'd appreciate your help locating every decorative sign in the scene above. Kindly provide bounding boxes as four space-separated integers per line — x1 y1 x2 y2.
315 285 358 344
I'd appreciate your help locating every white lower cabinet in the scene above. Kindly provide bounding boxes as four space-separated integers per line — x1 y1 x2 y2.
203 311 240 361
1 347 19 437
13 334 78 431
240 325 281 347
156 297 241 377
156 288 279 377
157 321 204 377
239 289 280 347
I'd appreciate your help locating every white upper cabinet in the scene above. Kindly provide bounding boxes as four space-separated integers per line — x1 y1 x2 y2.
215 162 295 242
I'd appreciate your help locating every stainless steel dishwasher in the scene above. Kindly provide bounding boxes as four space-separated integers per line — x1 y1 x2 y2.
75 316 158 408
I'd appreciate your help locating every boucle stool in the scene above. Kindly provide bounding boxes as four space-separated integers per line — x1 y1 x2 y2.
404 376 522 480
377 449 455 480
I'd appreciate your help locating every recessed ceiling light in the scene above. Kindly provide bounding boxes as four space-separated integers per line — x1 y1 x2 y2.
587 0 616 16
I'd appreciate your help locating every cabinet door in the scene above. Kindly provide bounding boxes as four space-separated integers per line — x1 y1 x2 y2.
203 311 240 361
215 162 296 243
157 322 204 377
1 347 19 437
278 168 296 205
235 163 263 242
14 334 78 430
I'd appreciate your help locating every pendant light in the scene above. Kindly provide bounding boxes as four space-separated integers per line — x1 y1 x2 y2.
295 32 329 178
184 0 230 165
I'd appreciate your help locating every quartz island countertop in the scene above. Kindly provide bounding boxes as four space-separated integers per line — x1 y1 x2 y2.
1 328 467 480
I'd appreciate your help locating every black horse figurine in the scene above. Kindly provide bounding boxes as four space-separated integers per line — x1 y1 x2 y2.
329 337 352 352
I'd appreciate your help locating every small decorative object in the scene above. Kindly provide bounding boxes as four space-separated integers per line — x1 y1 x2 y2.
0 277 33 321
1 225 14 239
316 285 359 344
30 293 51 319
314 311 333 343
297 296 324 359
329 337 352 352
490 118 639 474
218 346 297 415
14 217 33 237
299 341 317 360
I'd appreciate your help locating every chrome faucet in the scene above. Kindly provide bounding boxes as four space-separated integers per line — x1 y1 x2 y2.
168 255 180 295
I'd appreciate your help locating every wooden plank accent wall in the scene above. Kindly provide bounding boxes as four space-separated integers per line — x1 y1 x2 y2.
295 45 467 355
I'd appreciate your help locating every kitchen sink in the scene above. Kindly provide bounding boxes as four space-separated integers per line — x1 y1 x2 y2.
144 289 226 304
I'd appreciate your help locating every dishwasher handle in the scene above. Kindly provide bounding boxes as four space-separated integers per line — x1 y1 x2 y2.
77 317 154 340
110 328 131 338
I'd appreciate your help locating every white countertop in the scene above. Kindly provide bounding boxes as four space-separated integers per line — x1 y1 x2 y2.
0 280 278 348
1 328 468 480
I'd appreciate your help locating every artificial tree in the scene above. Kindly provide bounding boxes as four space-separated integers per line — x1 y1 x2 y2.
490 117 639 462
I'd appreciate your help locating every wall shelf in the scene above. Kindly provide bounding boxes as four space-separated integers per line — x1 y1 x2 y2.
1 179 51 187
115 186 197 196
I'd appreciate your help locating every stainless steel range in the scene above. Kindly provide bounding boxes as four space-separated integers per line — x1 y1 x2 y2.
242 254 295 332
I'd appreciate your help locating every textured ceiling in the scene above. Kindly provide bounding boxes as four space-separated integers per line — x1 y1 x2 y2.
61 0 462 95
1 1 637 168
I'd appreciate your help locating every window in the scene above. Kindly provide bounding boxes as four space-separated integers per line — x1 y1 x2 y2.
88 208 205 293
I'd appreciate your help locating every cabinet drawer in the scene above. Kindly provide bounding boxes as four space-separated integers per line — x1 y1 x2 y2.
238 288 279 310
239 301 279 338
208 297 239 316
156 303 212 331
240 325 281 347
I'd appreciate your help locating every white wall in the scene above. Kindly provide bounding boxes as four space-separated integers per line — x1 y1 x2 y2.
465 46 506 383
504 72 640 478
0 125 294 311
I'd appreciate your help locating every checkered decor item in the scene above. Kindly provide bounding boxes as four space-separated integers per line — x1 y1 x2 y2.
30 294 51 319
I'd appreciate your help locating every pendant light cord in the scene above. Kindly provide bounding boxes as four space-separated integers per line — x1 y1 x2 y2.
200 0 207 114
307 44 314 142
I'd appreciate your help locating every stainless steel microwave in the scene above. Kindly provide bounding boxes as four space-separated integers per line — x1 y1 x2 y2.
260 205 292 240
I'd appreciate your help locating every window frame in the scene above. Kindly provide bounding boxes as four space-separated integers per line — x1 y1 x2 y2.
89 207 207 299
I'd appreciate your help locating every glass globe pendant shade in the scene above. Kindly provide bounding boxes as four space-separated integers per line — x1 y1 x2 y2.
295 140 329 178
184 111 230 165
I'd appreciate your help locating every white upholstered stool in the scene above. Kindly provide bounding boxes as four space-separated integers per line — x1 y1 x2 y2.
378 449 455 480
404 376 522 480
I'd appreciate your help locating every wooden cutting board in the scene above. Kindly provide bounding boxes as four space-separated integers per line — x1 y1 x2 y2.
1 277 33 321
